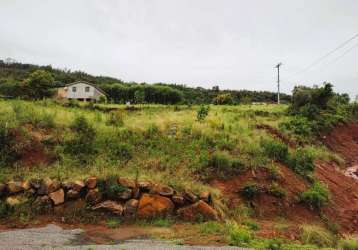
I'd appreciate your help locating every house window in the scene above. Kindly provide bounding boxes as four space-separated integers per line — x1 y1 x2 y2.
85 86 90 92
72 86 77 92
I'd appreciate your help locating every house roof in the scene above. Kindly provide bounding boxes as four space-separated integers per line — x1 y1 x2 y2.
66 81 106 96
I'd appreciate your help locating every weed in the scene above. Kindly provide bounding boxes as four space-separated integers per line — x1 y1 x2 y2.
241 219 260 231
241 182 261 199
199 221 224 235
300 224 336 248
226 221 253 246
339 239 358 250
287 147 315 178
268 182 287 198
261 138 289 162
106 111 124 127
106 217 122 228
197 105 209 122
300 182 330 210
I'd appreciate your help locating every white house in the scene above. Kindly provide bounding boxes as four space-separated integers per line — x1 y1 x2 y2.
58 81 106 101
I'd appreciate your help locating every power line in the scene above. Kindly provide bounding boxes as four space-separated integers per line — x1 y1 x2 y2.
285 32 358 80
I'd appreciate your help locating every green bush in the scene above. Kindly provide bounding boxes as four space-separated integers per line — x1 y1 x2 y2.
300 182 330 210
0 202 12 218
226 221 253 246
241 220 260 231
0 120 18 167
209 151 232 171
107 142 133 162
268 182 287 198
64 116 97 163
340 239 358 250
197 105 209 122
105 176 128 200
261 138 289 162
287 148 315 178
280 116 314 138
241 182 261 199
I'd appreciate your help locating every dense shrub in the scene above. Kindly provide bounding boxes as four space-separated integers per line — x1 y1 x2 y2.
226 221 253 246
300 182 330 210
213 93 234 105
197 105 209 122
287 148 315 178
0 121 18 167
64 116 97 163
279 116 314 137
268 182 287 198
107 141 133 162
261 138 288 162
241 182 261 199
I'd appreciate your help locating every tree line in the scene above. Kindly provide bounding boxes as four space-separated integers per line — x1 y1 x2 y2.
0 59 291 104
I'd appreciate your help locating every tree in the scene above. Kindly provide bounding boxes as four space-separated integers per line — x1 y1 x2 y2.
23 70 55 99
213 93 234 105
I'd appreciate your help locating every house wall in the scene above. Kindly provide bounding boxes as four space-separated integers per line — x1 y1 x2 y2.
66 82 104 100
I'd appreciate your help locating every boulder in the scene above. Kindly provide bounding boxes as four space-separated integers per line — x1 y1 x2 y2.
49 189 65 205
29 179 41 189
6 196 21 206
7 181 24 194
118 189 132 200
21 180 31 191
117 178 136 189
86 176 97 189
72 180 85 192
124 199 139 217
172 194 185 206
92 200 123 215
0 183 6 195
38 178 61 195
137 194 174 218
33 195 52 209
61 181 74 190
199 191 212 203
138 181 152 191
85 188 102 204
66 189 80 199
150 185 174 197
177 200 218 221
183 191 198 203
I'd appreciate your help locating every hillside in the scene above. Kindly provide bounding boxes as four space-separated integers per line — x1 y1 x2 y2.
0 94 357 249
0 60 291 104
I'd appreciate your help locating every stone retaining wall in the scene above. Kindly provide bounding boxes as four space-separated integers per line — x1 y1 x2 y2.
0 177 219 221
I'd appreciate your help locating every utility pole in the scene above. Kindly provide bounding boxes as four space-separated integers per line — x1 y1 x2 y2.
275 63 282 104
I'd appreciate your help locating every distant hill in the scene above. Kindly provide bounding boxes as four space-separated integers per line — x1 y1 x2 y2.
0 59 291 104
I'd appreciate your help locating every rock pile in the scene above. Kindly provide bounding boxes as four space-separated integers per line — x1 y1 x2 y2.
0 177 218 221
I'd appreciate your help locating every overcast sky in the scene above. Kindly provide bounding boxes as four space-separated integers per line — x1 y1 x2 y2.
1 0 357 97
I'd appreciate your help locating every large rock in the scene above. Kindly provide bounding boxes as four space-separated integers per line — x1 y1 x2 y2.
92 200 123 215
117 178 136 189
172 194 185 206
124 199 139 217
86 176 97 189
6 196 21 206
66 189 80 199
38 178 61 195
21 180 31 191
138 181 152 191
183 191 198 203
150 184 174 197
72 181 85 192
29 179 42 189
0 183 6 195
177 200 218 221
49 189 65 205
7 181 24 194
137 194 174 218
118 189 132 200
199 191 212 203
85 188 102 204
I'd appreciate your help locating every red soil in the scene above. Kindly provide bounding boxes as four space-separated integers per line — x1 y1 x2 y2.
322 122 358 166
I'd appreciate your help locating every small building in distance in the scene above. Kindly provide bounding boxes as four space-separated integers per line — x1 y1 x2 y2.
57 81 106 101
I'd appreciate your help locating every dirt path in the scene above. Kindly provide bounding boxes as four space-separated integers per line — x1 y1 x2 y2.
0 224 250 250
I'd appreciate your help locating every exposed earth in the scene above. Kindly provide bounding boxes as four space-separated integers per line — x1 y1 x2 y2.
0 224 249 250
